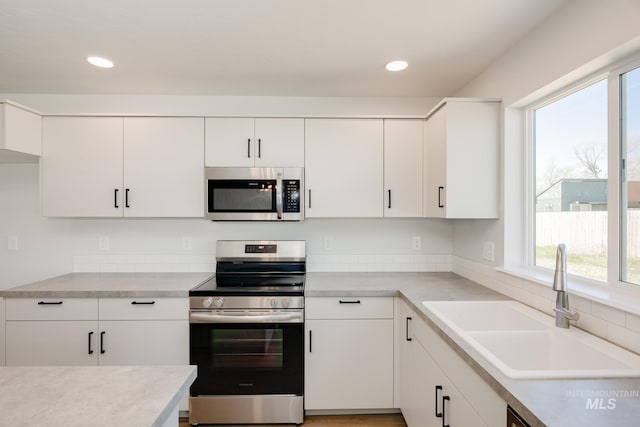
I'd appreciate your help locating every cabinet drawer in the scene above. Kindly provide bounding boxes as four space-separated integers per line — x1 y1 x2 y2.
305 297 393 319
99 297 188 320
5 298 97 321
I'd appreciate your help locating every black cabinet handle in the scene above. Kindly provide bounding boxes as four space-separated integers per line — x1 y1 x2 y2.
339 300 361 304
406 317 412 342
100 331 106 354
114 188 119 208
125 188 130 208
258 138 262 158
388 189 392 209
438 186 444 208
308 189 311 209
131 301 155 305
442 395 450 427
247 138 251 158
88 331 94 355
435 385 443 417
37 301 63 305
309 330 312 353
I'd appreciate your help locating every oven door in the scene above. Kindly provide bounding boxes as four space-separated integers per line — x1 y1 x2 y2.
190 312 304 396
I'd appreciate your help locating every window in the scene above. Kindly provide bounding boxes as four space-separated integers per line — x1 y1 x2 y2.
533 80 608 281
621 66 640 285
529 60 640 288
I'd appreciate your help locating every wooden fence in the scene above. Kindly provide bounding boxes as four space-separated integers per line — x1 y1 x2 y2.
536 211 613 255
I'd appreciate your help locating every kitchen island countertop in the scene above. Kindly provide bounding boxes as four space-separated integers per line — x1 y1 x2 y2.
0 365 196 427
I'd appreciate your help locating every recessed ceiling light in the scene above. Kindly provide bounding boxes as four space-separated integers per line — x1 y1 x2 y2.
87 56 114 68
385 60 408 72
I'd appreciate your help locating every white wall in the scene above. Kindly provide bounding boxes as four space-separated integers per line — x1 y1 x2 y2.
453 0 640 266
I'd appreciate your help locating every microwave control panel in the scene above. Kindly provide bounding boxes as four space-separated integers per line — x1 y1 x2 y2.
283 180 301 213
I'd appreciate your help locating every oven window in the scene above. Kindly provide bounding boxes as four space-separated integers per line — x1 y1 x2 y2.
212 328 283 369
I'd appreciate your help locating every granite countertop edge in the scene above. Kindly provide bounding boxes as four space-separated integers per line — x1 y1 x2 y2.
152 366 198 427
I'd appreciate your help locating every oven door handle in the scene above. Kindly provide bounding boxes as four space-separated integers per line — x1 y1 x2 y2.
190 311 302 323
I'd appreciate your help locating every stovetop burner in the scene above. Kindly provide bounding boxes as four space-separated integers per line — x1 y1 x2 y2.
189 240 306 298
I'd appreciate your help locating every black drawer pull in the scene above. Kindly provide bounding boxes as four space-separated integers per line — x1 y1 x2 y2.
38 301 63 305
438 186 444 208
339 300 361 304
125 188 130 208
131 301 155 305
309 330 312 353
435 385 443 417
100 331 106 354
442 395 450 427
406 317 412 342
114 188 119 208
88 331 94 355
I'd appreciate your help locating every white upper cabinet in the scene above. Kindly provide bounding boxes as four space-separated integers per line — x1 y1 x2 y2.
305 118 383 217
42 116 204 217
205 117 304 167
0 102 42 163
42 117 124 217
123 117 204 217
423 99 500 219
383 119 423 217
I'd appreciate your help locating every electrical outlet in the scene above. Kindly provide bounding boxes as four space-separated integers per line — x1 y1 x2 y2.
483 241 495 262
182 236 193 251
323 236 333 251
8 236 18 251
98 236 110 251
411 236 422 250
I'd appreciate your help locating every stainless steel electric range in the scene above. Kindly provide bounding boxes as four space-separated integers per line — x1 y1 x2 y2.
189 240 305 425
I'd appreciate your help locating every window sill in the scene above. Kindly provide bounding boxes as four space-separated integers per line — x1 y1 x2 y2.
496 266 640 316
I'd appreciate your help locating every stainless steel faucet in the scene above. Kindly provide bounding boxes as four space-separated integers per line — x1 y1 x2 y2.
552 243 580 328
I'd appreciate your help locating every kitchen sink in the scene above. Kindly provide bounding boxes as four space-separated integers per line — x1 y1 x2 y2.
422 300 640 379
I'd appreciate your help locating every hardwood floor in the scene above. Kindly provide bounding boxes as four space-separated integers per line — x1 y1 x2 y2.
179 414 407 426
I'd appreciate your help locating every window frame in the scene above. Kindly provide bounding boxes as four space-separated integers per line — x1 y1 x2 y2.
524 56 640 294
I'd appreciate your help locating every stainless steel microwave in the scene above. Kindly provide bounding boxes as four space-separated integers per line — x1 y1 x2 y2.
204 167 304 221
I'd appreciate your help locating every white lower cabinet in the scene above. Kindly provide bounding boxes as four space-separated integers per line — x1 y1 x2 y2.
304 297 394 410
396 298 506 427
5 297 188 367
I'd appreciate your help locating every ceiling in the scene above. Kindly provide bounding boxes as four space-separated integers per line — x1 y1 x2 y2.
0 0 568 97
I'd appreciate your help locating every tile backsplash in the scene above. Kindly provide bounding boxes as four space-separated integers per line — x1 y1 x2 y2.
73 253 453 274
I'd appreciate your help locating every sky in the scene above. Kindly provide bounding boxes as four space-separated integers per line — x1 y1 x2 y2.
535 67 640 193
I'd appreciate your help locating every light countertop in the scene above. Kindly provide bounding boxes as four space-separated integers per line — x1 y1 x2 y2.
0 273 212 298
0 365 196 427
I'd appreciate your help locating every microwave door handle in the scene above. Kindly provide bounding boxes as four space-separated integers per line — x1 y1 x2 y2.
276 172 283 220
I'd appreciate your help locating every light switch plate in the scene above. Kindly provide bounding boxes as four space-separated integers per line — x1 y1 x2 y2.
182 236 193 251
98 236 110 251
483 241 495 261
411 236 422 250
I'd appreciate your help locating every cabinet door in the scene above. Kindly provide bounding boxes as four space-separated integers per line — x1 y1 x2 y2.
423 107 447 218
41 117 123 217
384 119 423 217
305 318 393 410
97 320 189 366
305 119 383 217
6 320 98 366
1 103 41 158
123 117 204 217
254 118 304 167
204 118 255 167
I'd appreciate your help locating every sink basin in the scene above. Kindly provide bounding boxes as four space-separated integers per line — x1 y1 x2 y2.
422 300 640 379
421 300 548 331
